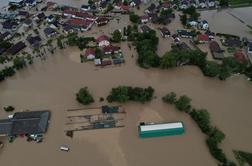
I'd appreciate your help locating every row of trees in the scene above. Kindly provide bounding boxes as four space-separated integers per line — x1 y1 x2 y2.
67 32 95 50
107 86 154 103
0 56 28 82
162 92 236 165
160 48 252 81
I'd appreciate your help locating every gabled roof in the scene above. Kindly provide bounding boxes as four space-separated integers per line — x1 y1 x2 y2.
159 27 170 35
103 45 120 53
224 38 241 47
7 41 26 55
85 48 95 56
44 27 56 35
234 50 246 63
96 35 109 43
140 25 151 33
26 35 42 46
197 34 209 41
0 32 11 39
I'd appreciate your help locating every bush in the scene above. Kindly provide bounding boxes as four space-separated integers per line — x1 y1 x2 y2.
129 12 140 23
76 87 94 105
13 56 26 70
202 61 221 77
162 92 177 104
175 95 191 112
4 106 15 112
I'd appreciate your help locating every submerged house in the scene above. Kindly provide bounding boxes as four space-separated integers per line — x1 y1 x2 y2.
209 41 224 60
96 35 110 47
7 41 26 55
0 110 50 137
26 35 42 48
223 38 241 48
140 25 152 33
159 27 171 38
138 122 184 138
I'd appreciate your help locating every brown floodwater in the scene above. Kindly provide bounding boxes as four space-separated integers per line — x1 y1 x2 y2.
0 41 252 166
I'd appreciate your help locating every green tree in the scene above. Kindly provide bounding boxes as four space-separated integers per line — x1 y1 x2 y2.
129 12 140 24
160 52 177 68
162 92 177 104
4 106 15 112
190 109 211 134
202 61 221 77
13 57 26 70
2 67 15 77
107 86 129 103
95 48 103 59
76 87 94 105
112 30 122 42
180 14 187 26
175 95 191 112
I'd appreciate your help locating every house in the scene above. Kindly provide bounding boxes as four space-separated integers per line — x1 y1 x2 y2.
130 0 141 7
149 13 159 24
145 3 156 14
209 41 224 60
0 110 50 137
223 38 241 47
187 18 198 27
95 17 109 26
177 42 191 50
198 0 207 8
103 45 121 55
9 0 24 7
44 27 57 37
46 15 55 23
247 42 252 55
140 15 149 24
199 20 209 30
81 4 91 11
26 35 42 48
101 58 112 66
25 0 36 6
234 50 246 63
0 32 12 41
96 35 110 47
65 19 94 32
208 0 216 8
62 24 75 34
18 11 29 19
197 34 209 43
140 25 152 33
23 19 33 28
2 20 18 30
7 41 26 55
84 48 96 60
161 2 170 10
205 30 215 39
177 30 193 38
172 34 181 44
47 1 58 10
34 12 46 23
0 48 7 55
159 27 171 38
94 58 102 66
179 1 189 9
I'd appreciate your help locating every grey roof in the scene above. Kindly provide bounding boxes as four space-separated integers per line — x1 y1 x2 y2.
0 110 50 136
0 119 12 135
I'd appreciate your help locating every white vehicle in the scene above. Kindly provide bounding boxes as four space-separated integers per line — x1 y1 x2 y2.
60 145 69 152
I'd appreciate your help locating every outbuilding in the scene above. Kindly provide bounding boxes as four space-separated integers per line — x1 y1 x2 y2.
138 122 184 138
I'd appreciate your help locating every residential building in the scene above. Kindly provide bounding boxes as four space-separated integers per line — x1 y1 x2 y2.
197 34 209 43
103 45 121 55
95 17 109 26
44 27 57 37
7 41 26 55
140 25 152 33
223 38 241 47
26 35 42 48
209 41 224 59
65 19 94 32
234 50 246 63
140 15 149 24
96 35 110 47
159 27 171 38
84 48 96 60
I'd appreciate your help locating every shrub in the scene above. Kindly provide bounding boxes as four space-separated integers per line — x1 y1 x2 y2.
162 92 177 104
4 106 15 112
76 87 94 105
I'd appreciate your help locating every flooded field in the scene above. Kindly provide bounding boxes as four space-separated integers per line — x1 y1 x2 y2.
200 7 252 38
0 42 252 165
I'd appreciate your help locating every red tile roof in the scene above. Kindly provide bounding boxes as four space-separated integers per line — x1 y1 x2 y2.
85 48 95 56
66 19 93 27
197 34 209 41
234 50 246 63
96 35 109 43
103 45 120 53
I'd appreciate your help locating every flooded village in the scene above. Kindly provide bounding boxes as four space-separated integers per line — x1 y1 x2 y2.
1 0 252 166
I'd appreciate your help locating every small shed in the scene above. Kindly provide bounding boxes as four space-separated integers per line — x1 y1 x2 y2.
138 122 184 138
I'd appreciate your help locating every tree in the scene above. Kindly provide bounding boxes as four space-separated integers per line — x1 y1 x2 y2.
107 86 129 103
202 61 221 77
209 127 225 144
218 66 231 80
112 30 122 42
219 0 229 7
13 57 26 70
2 67 15 77
129 12 140 24
190 109 211 134
175 95 191 112
160 52 177 68
162 92 177 104
180 14 187 26
57 38 64 49
76 87 94 105
4 106 15 112
95 48 102 59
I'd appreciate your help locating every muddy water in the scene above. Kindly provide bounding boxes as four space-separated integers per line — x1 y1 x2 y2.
200 7 252 38
0 41 252 166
